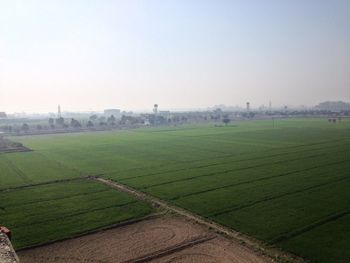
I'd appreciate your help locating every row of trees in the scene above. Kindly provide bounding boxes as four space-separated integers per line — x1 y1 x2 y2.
19 118 83 133
47 115 118 130
1 111 235 134
48 117 82 128
0 115 119 134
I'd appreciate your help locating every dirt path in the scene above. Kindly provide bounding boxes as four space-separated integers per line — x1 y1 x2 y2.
94 177 304 263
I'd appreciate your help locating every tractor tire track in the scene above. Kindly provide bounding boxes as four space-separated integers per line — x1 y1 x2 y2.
120 141 350 182
0 176 92 192
208 175 350 217
271 208 350 244
169 158 350 200
123 235 216 263
107 138 349 181
11 200 138 229
141 150 350 191
2 155 31 183
4 188 111 209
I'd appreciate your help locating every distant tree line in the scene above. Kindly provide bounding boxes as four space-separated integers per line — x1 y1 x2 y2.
1 107 350 135
0 115 120 134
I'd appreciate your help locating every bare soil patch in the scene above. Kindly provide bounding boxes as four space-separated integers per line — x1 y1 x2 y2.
152 236 267 263
17 216 271 263
0 137 31 153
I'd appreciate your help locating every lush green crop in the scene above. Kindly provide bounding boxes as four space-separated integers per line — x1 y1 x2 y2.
1 118 350 262
0 180 152 249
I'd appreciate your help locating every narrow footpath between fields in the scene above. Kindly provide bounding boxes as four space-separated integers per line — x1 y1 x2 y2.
93 177 305 263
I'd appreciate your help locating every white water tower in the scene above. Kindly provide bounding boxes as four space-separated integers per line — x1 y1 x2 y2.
153 104 158 114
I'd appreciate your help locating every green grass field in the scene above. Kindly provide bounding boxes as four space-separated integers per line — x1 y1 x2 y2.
1 118 350 262
0 179 153 249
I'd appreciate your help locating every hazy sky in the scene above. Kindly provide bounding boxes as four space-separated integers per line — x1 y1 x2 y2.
1 0 349 113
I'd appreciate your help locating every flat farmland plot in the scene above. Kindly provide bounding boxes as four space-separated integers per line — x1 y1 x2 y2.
3 118 350 262
279 213 350 263
0 180 153 249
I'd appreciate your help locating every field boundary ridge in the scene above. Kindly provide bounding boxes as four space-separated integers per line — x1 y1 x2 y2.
94 176 306 263
0 176 92 192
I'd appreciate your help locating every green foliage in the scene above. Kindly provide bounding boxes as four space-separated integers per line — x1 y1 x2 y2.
0 180 152 249
1 118 350 262
70 118 82 128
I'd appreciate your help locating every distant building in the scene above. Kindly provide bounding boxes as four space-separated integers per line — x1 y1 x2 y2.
104 109 121 116
159 111 170 116
121 111 134 117
0 112 7 118
315 101 350 112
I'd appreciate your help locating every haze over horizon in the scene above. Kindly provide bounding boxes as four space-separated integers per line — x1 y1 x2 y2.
1 0 349 113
